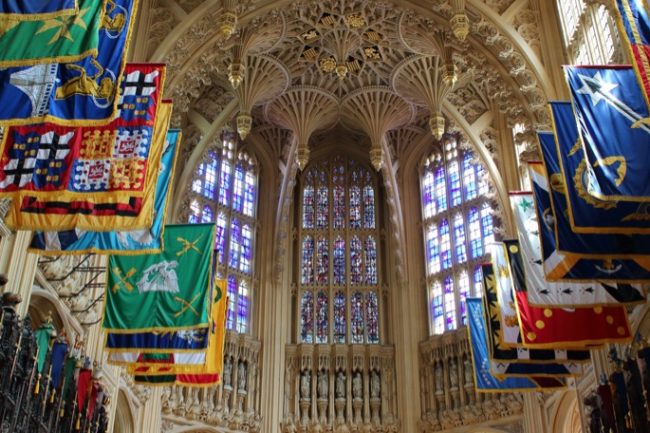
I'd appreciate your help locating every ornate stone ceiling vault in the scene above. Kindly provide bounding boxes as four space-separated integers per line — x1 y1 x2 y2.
155 0 546 268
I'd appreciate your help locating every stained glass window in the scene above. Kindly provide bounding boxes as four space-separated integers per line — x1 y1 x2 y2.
440 219 451 270
557 1 620 65
333 236 346 285
187 132 258 335
333 291 346 343
474 266 483 297
350 236 362 284
301 291 314 344
351 292 364 344
458 271 470 325
316 291 328 344
364 237 377 285
366 291 379 344
453 214 467 264
302 236 314 284
316 238 329 285
420 138 496 335
298 156 382 344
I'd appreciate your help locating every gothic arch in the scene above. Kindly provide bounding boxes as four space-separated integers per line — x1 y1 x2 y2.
28 286 81 337
113 389 135 433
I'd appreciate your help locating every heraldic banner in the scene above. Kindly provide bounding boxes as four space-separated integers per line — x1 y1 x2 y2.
0 1 77 19
0 0 141 126
0 0 102 67
103 223 216 333
467 298 566 392
3 100 171 232
29 129 180 255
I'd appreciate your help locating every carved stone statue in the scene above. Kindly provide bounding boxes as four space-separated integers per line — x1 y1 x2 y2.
223 357 233 387
370 370 380 399
335 370 346 399
300 370 311 399
352 371 362 399
238 360 247 391
317 369 328 399
434 362 443 392
463 357 473 386
449 358 458 388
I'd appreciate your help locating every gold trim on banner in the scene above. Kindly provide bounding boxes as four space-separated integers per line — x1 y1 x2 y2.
0 2 78 21
100 223 217 334
3 101 171 232
548 105 650 234
615 0 650 111
26 129 182 256
466 304 567 393
0 2 146 127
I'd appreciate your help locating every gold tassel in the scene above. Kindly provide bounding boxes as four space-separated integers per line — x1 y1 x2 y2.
60 407 65 418
34 374 40 395
50 389 56 403
76 414 81 430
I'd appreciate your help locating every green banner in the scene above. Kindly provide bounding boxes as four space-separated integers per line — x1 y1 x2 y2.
0 0 102 67
35 321 55 373
103 224 215 333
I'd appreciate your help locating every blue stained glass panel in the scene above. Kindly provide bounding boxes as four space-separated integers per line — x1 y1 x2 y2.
301 291 314 343
301 236 314 284
474 266 483 296
202 205 213 223
431 282 444 335
453 214 467 263
458 272 469 325
240 224 252 274
434 166 447 214
189 200 200 224
351 292 364 344
440 219 451 270
444 276 456 330
237 280 249 333
333 291 346 343
448 161 461 207
422 171 435 218
216 212 227 264
316 238 329 284
316 187 329 229
349 186 361 228
481 204 494 250
244 170 256 217
302 185 315 229
333 236 345 285
333 185 345 229
468 207 482 258
228 218 241 270
426 224 440 275
364 236 377 285
350 236 362 284
233 165 245 213
316 291 328 344
462 153 477 201
226 275 237 330
363 185 376 229
366 291 379 344
218 160 232 206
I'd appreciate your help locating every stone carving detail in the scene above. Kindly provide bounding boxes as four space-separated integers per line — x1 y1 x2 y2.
284 344 399 432
419 329 524 432
161 331 262 432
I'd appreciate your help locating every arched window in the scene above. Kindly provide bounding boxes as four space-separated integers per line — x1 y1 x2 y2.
420 137 495 335
298 155 382 344
557 0 621 64
188 133 258 334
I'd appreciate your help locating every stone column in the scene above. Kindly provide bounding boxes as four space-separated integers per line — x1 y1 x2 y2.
522 393 547 433
4 230 39 316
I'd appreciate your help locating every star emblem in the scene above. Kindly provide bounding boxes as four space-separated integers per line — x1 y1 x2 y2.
518 198 533 213
36 7 90 45
577 72 618 106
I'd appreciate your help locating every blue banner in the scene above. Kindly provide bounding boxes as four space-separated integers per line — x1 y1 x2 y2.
550 101 650 234
50 341 68 389
0 0 76 17
529 157 650 281
565 66 650 201
467 298 565 391
104 327 209 352
0 0 138 126
29 130 180 255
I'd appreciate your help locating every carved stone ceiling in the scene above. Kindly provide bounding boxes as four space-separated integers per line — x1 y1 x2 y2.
152 0 547 158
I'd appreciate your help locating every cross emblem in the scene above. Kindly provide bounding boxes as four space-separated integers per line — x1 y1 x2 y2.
35 131 72 185
176 235 203 256
123 72 157 96
3 156 35 187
